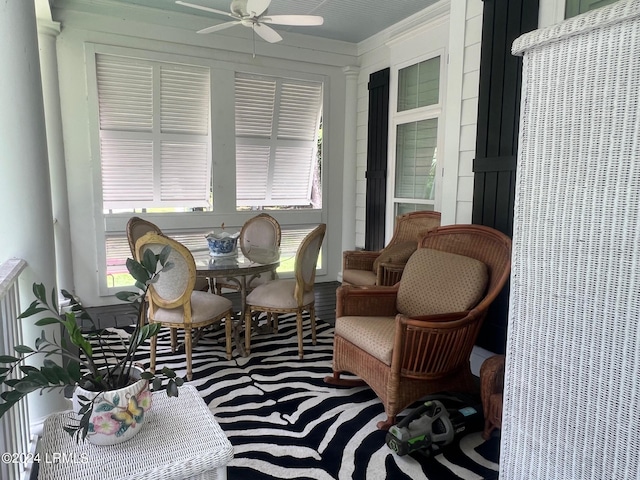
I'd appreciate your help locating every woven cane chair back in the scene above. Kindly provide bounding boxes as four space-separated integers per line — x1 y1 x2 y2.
388 210 442 247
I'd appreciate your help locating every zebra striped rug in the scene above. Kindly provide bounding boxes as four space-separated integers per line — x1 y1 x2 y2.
121 314 500 480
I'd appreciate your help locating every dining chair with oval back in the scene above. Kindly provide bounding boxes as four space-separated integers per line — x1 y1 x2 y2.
215 213 282 294
135 233 234 381
243 223 326 359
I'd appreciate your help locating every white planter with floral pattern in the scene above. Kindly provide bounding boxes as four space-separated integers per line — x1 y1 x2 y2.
72 367 152 445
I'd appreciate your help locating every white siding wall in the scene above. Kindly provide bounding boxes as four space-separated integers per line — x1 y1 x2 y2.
456 0 484 224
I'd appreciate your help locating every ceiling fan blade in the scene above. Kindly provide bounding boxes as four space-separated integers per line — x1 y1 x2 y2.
197 21 241 34
253 23 282 43
246 0 271 17
262 15 324 26
175 1 234 18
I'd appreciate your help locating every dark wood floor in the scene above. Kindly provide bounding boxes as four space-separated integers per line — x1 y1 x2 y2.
85 281 340 330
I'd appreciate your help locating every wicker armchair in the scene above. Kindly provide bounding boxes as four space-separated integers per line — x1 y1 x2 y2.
342 211 441 286
325 225 512 429
480 354 505 439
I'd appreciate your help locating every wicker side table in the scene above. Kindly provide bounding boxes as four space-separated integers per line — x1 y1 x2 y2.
38 385 233 480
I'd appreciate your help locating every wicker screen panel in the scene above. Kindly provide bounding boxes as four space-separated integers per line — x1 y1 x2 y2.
504 2 640 480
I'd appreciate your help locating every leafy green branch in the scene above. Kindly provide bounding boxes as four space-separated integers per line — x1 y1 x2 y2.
0 244 184 441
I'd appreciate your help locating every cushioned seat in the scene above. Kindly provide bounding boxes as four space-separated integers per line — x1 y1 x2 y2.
335 316 396 365
246 279 314 309
342 269 377 286
215 213 281 294
127 216 210 292
153 291 232 325
342 242 420 286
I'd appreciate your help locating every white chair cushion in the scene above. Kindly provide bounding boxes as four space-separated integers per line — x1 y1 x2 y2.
153 291 232 325
335 316 396 365
396 248 489 317
342 269 377 286
246 279 314 309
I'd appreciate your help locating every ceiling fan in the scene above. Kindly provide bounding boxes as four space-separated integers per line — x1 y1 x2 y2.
176 0 324 44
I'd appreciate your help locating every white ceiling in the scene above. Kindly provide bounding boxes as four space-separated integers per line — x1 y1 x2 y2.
96 0 442 44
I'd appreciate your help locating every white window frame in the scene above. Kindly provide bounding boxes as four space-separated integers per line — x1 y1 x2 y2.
95 54 212 211
387 47 447 233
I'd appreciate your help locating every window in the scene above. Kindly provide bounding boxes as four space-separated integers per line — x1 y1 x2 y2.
395 119 438 202
105 226 315 287
96 54 212 212
91 50 326 294
390 56 442 216
565 0 618 18
234 73 323 209
397 58 440 111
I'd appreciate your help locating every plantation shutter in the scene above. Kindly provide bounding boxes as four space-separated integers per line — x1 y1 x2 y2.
235 73 322 207
96 54 211 209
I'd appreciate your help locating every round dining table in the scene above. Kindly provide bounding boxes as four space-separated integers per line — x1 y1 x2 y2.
190 247 281 356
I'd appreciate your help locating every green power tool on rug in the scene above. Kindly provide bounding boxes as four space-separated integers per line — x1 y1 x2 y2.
386 393 483 457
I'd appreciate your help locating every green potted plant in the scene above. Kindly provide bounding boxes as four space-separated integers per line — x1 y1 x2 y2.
0 246 183 444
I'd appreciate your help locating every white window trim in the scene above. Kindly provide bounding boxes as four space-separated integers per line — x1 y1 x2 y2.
539 0 567 27
387 46 448 237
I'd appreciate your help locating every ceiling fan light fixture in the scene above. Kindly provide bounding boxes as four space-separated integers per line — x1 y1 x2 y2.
178 0 324 44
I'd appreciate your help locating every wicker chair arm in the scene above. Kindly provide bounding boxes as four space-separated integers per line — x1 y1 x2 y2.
403 311 472 324
391 310 480 378
336 284 399 317
480 355 505 410
342 250 380 271
376 261 407 286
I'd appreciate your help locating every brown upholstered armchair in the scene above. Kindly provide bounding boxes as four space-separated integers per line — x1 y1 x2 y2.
342 211 441 286
325 225 512 430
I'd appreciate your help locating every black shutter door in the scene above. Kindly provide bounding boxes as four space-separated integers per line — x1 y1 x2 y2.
365 68 390 251
473 0 538 353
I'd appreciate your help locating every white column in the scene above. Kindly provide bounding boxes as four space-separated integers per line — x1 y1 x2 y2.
0 0 67 424
38 19 75 294
340 66 360 268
